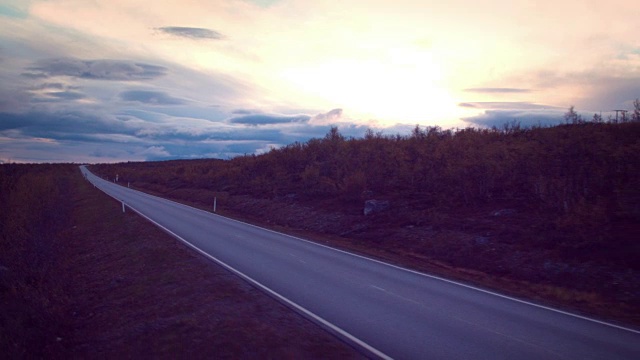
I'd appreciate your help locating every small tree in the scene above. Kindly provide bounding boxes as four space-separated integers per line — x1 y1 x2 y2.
411 124 424 139
592 113 603 123
633 98 640 122
325 126 344 142
564 106 582 124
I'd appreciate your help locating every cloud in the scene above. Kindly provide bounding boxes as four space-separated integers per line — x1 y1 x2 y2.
310 108 343 124
459 102 570 128
120 90 186 105
20 72 48 79
458 102 561 110
508 65 640 110
463 88 532 94
139 145 170 160
27 90 87 103
228 113 311 126
0 4 27 19
463 109 566 128
244 0 280 7
0 107 391 163
156 26 224 40
49 91 86 100
0 111 133 138
581 77 640 110
32 82 65 90
231 109 256 115
23 58 168 81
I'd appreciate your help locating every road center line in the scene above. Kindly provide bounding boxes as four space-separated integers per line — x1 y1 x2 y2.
370 285 422 306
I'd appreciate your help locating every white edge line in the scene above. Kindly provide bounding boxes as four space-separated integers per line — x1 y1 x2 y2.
84 170 392 360
83 167 640 335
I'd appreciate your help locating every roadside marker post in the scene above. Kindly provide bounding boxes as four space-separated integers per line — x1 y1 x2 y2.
122 201 125 213
214 197 217 213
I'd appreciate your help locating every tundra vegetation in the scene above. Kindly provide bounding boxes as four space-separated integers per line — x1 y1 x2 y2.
93 111 640 324
0 164 359 357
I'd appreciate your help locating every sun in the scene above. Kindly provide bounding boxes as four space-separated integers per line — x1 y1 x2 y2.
280 47 461 126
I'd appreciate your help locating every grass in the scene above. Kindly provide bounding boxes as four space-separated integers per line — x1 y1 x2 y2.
1 164 363 358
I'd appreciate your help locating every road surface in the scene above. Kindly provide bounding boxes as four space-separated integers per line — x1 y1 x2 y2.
80 166 640 359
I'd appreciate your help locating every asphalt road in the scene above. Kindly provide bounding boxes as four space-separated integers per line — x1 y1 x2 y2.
81 166 640 359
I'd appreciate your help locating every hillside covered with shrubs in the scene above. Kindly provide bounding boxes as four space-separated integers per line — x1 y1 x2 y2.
92 119 640 322
95 121 639 241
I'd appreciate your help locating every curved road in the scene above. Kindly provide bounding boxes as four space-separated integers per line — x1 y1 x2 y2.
81 166 639 359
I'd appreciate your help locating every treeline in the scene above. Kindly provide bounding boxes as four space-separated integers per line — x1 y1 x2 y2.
0 164 77 357
94 121 640 221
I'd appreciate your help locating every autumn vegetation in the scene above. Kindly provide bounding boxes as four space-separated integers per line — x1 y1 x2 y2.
94 117 640 249
92 111 640 323
1 164 359 357
0 164 76 357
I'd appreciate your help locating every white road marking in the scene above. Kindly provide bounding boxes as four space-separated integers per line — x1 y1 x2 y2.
370 285 422 306
288 252 308 265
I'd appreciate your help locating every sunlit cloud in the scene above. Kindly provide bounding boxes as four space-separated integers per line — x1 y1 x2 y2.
464 88 532 94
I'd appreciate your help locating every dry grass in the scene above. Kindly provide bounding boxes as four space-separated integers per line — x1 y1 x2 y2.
1 165 363 358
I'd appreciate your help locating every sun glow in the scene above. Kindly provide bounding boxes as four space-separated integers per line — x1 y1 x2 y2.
281 47 460 126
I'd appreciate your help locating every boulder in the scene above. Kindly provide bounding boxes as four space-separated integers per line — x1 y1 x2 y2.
364 200 390 216
491 208 517 217
473 236 490 245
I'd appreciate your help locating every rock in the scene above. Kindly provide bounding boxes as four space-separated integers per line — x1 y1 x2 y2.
491 209 517 217
364 200 390 216
474 236 490 245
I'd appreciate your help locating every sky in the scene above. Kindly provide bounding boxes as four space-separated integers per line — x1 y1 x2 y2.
1 0 638 163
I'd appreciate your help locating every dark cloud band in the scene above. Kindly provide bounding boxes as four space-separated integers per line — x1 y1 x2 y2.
120 90 186 105
229 113 311 126
463 109 565 128
156 26 224 40
463 87 531 93
458 102 560 110
23 58 167 81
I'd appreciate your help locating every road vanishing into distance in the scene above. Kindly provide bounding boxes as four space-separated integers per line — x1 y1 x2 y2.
81 166 639 360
